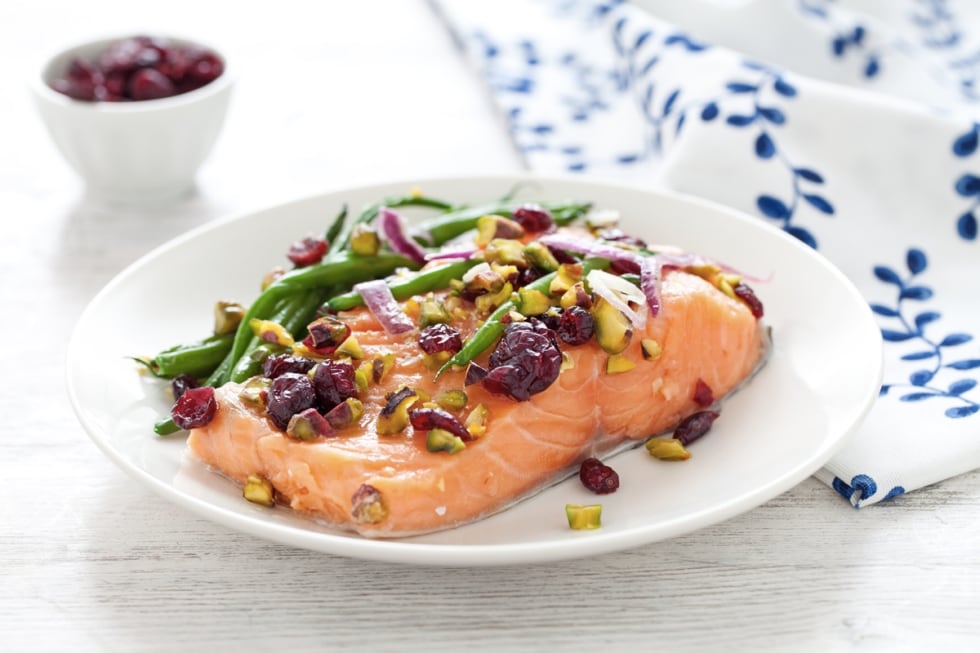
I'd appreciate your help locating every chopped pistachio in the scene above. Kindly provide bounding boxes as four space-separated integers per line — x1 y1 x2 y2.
354 360 374 392
349 224 381 256
434 389 468 411
336 334 364 359
716 274 741 299
286 409 333 441
249 319 294 347
243 475 275 507
426 428 467 454
550 263 583 296
325 398 364 429
641 338 662 361
351 484 388 524
464 403 489 438
374 351 396 382
475 214 525 246
606 353 636 374
239 376 271 407
261 266 286 291
306 315 351 350
475 281 514 314
645 438 692 461
376 387 420 435
523 241 560 272
484 238 529 268
592 297 632 355
565 504 602 530
214 300 245 336
685 263 721 281
516 287 551 316
559 282 592 310
561 351 575 371
422 350 453 371
419 298 452 328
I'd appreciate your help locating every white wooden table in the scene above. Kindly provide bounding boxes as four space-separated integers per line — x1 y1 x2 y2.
3 2 978 651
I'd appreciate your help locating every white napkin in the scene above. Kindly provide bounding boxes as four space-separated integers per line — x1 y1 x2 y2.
432 0 980 506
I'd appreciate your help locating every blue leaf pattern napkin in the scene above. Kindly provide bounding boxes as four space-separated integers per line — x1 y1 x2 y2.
431 0 980 506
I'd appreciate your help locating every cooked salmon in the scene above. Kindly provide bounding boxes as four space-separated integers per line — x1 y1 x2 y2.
186 268 766 537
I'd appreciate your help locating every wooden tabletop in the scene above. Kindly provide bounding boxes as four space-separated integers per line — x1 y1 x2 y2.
3 2 978 651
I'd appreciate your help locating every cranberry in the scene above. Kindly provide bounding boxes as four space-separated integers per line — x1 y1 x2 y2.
418 323 463 355
484 320 562 401
556 306 594 345
693 379 714 407
673 410 720 446
579 457 620 494
734 283 764 318
171 386 217 430
171 373 199 400
127 68 176 101
262 354 317 379
312 360 356 411
266 373 316 430
50 36 223 103
287 237 328 268
409 407 472 441
512 205 554 233
464 362 488 386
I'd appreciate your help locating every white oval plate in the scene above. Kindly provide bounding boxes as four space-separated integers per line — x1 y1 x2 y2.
67 175 882 565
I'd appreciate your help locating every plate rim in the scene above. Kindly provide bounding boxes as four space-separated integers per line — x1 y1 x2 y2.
66 173 883 566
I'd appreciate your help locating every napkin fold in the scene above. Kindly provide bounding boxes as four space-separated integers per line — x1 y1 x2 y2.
431 0 980 506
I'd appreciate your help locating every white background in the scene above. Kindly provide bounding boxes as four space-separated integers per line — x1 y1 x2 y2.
2 1 978 650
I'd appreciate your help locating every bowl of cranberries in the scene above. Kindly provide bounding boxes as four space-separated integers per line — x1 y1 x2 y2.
32 34 234 201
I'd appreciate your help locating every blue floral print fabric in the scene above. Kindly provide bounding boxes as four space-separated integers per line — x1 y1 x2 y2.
433 0 980 506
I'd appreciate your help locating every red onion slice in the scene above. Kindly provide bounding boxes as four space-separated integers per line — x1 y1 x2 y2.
537 234 642 272
378 207 428 265
425 244 478 262
354 279 416 335
640 256 662 318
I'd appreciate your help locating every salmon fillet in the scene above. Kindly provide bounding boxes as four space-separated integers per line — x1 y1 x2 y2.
186 268 765 537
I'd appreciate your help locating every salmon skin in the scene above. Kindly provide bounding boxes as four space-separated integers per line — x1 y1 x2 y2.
187 269 767 538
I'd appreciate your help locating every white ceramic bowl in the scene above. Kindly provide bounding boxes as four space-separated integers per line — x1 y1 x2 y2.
32 35 234 202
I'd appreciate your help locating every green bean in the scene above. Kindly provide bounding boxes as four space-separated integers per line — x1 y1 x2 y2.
141 333 234 379
416 200 592 247
324 259 480 312
224 252 416 379
325 205 348 251
333 194 456 252
435 258 610 377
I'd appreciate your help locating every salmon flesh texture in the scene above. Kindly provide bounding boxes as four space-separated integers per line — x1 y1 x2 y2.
187 270 766 537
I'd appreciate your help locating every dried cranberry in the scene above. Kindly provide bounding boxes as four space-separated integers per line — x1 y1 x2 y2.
484 321 562 401
171 374 198 400
262 354 316 379
51 58 100 100
734 283 764 318
409 407 472 441
287 237 328 267
127 68 175 101
579 457 620 494
171 386 217 430
556 306 595 345
266 373 316 430
512 205 554 233
514 266 545 289
673 410 720 446
418 323 463 355
312 360 356 411
693 379 714 407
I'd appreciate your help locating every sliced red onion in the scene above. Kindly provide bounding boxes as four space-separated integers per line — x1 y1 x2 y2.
378 207 428 265
354 279 416 335
656 252 771 283
640 256 663 318
537 234 642 272
586 269 647 330
424 244 478 262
